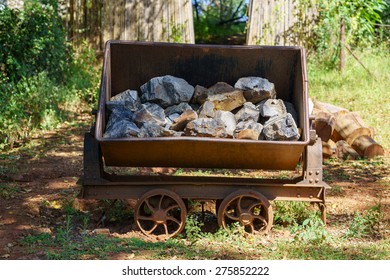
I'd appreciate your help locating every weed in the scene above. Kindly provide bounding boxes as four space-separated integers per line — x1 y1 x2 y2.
273 201 313 226
291 212 332 245
345 204 385 238
0 184 20 199
185 215 204 244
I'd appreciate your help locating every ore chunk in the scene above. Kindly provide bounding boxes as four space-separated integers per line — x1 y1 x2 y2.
235 102 260 123
137 122 178 138
198 101 216 118
283 101 299 126
111 89 141 111
164 102 193 116
234 120 263 140
132 103 166 127
103 119 139 138
191 82 235 105
140 75 194 108
215 110 236 137
169 109 198 131
262 113 300 141
206 89 246 112
234 77 276 103
260 99 287 118
185 118 228 138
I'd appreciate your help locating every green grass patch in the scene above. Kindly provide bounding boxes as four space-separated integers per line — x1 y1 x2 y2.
308 49 390 150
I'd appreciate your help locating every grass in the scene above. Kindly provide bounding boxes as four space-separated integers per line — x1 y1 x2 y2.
308 48 390 150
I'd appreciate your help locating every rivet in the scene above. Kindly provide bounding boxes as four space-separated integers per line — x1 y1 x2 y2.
309 179 313 183
315 179 319 183
309 195 313 199
316 170 320 175
297 194 301 198
309 171 313 175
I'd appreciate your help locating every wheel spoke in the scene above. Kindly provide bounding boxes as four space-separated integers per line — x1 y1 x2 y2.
158 195 165 210
166 216 181 226
145 223 158 234
164 204 180 213
247 201 262 212
237 196 243 215
225 212 239 221
163 223 169 235
248 223 255 233
253 215 268 226
145 198 156 213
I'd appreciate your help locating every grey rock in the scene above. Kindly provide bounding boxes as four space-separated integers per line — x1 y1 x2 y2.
138 122 178 138
260 99 287 118
215 110 236 136
234 120 263 140
103 119 139 138
191 85 208 105
235 102 260 123
262 113 300 141
140 75 194 108
105 109 133 132
164 102 192 116
132 103 166 127
283 101 299 126
207 82 235 95
234 77 276 103
198 101 216 118
206 89 246 112
111 89 141 111
170 109 198 131
191 82 235 105
185 118 228 138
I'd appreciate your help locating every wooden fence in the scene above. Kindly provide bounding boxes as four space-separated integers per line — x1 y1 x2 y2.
246 0 317 46
63 0 195 51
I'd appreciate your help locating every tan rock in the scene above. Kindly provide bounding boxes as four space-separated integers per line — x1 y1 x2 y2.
206 90 246 112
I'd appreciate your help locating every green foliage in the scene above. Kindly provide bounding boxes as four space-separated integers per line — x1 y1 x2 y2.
193 0 248 44
345 204 385 238
0 0 67 82
273 201 313 226
312 0 388 67
291 212 332 244
0 1 99 149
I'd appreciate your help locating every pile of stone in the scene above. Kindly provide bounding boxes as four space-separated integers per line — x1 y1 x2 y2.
103 75 300 141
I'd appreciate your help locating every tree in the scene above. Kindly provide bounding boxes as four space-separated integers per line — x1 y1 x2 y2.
193 0 249 44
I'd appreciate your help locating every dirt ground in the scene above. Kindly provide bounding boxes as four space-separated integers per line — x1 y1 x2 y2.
0 113 389 260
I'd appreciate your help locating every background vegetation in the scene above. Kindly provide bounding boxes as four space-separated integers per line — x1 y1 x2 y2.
0 0 388 260
0 0 99 149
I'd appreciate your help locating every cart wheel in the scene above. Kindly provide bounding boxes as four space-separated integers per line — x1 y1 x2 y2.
135 189 187 239
217 190 273 233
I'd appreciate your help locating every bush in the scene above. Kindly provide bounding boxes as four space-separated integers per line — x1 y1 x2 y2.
0 1 99 149
0 0 67 83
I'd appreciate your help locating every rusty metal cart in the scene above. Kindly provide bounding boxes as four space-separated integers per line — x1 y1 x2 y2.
80 41 329 238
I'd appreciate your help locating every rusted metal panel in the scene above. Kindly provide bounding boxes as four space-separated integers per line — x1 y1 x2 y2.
95 41 309 170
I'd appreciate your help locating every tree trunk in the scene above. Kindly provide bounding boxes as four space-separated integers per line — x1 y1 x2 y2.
313 109 335 142
352 135 385 159
336 140 360 160
334 112 374 145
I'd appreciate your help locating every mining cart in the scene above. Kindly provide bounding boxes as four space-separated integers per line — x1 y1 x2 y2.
80 41 329 238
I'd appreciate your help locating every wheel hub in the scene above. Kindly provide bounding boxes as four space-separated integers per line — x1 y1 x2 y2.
239 212 253 225
153 210 167 224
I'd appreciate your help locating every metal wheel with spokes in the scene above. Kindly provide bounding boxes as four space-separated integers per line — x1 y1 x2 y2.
217 190 273 233
135 189 187 239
